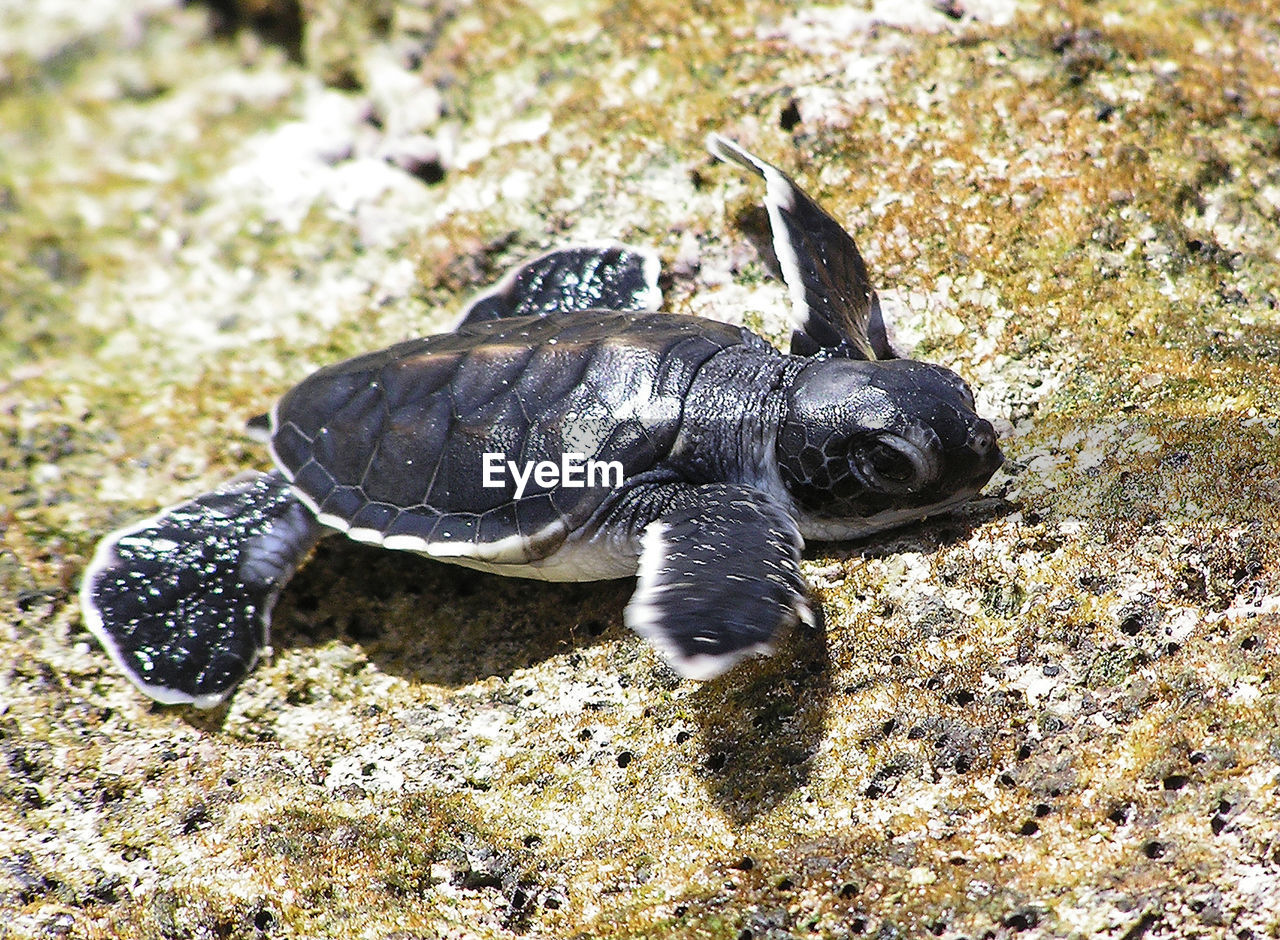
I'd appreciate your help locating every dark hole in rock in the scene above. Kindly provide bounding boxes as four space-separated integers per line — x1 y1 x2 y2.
1119 614 1144 636
1005 909 1039 931
779 100 801 131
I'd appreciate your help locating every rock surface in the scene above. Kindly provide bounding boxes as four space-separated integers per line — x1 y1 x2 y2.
2 0 1279 937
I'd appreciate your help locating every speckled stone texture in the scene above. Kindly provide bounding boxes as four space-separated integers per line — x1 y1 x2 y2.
2 0 1279 937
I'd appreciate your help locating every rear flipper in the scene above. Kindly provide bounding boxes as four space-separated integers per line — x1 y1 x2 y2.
624 484 813 680
455 243 661 326
79 471 326 708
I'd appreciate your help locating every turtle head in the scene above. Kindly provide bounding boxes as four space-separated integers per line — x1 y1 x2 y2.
777 356 1002 539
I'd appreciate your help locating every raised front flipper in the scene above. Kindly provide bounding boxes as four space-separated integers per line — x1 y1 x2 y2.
456 243 661 327
79 471 326 708
624 484 813 680
707 133 896 361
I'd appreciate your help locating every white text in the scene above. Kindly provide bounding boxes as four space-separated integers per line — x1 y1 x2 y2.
482 452 624 499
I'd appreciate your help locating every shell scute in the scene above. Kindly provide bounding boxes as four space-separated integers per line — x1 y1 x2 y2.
347 501 398 534
312 423 372 485
474 503 522 546
512 494 564 543
290 460 337 506
317 483 367 521
270 420 313 475
381 507 443 543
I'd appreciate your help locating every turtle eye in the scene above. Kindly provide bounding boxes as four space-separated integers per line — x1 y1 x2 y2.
867 442 914 483
858 435 933 493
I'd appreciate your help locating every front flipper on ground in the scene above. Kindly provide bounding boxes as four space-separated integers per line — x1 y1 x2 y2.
624 483 813 680
79 470 326 708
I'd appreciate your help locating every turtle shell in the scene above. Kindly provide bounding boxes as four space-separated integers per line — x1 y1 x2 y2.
269 311 753 563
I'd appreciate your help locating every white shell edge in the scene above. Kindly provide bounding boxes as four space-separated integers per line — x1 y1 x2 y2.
292 482 567 566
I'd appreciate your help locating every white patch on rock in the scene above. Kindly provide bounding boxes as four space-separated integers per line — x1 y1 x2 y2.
0 0 172 59
214 83 436 242
772 0 1021 38
758 0 1024 122
363 50 444 138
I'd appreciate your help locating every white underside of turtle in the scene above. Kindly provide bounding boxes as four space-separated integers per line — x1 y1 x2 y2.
80 135 1004 707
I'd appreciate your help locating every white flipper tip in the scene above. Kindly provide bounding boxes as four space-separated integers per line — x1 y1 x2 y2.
706 133 761 174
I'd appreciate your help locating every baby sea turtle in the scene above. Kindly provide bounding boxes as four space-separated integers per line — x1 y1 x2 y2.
80 135 1003 707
